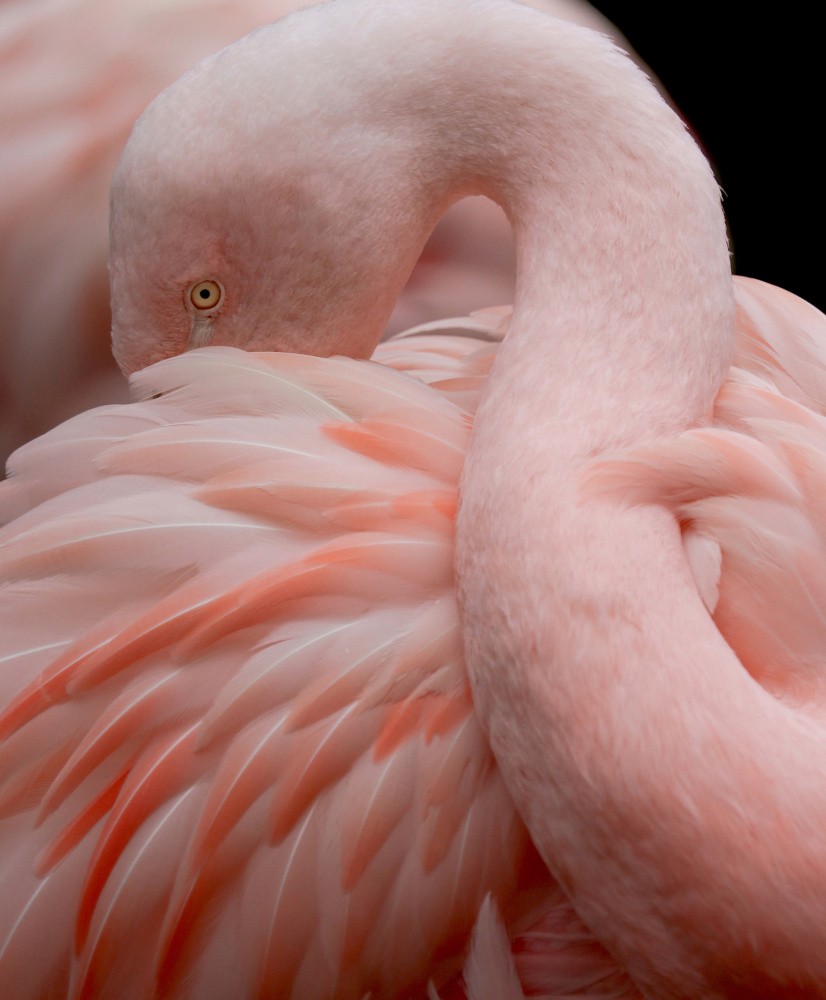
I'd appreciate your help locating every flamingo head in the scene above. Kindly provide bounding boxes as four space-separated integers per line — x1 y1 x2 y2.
108 12 438 376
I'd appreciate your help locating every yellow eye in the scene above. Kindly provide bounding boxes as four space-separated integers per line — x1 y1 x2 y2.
189 280 223 310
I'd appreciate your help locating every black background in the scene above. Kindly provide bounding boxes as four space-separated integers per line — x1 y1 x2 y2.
591 6 822 312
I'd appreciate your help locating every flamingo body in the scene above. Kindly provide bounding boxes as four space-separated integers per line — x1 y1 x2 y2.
0 322 636 999
2 277 825 997
3 0 826 995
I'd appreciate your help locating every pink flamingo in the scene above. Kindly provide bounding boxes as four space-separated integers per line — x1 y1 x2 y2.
0 0 634 468
2 0 825 996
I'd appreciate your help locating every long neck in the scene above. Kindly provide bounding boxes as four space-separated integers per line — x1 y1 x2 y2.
282 2 826 995
331 6 826 999
221 2 825 991
182 0 734 375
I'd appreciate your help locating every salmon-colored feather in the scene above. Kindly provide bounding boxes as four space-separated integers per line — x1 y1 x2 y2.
34 765 130 879
75 725 205 950
1 335 571 998
323 409 469 484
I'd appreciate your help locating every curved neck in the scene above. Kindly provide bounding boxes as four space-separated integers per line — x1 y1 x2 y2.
308 5 826 997
274 3 795 991
349 0 735 431
268 1 826 994
169 0 734 381
160 2 818 990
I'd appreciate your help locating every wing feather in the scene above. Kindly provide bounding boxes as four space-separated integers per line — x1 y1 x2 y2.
463 896 524 1000
0 343 570 998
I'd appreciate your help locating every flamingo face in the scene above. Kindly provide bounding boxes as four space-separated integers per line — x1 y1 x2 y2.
108 150 401 374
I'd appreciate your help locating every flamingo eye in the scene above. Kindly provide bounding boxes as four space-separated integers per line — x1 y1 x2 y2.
189 280 223 310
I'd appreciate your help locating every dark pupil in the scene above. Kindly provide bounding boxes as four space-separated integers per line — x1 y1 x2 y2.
199 288 211 299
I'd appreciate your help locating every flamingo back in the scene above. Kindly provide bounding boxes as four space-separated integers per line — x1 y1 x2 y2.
0 328 512 999
0 322 646 999
5 276 820 996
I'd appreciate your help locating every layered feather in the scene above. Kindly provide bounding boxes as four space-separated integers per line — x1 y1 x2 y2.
1 331 636 1000
6 278 816 997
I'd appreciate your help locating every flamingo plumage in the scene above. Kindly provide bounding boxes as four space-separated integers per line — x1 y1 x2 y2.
0 328 645 999
2 0 826 997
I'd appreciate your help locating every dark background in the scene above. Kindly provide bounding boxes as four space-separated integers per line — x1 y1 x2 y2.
590 6 822 312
